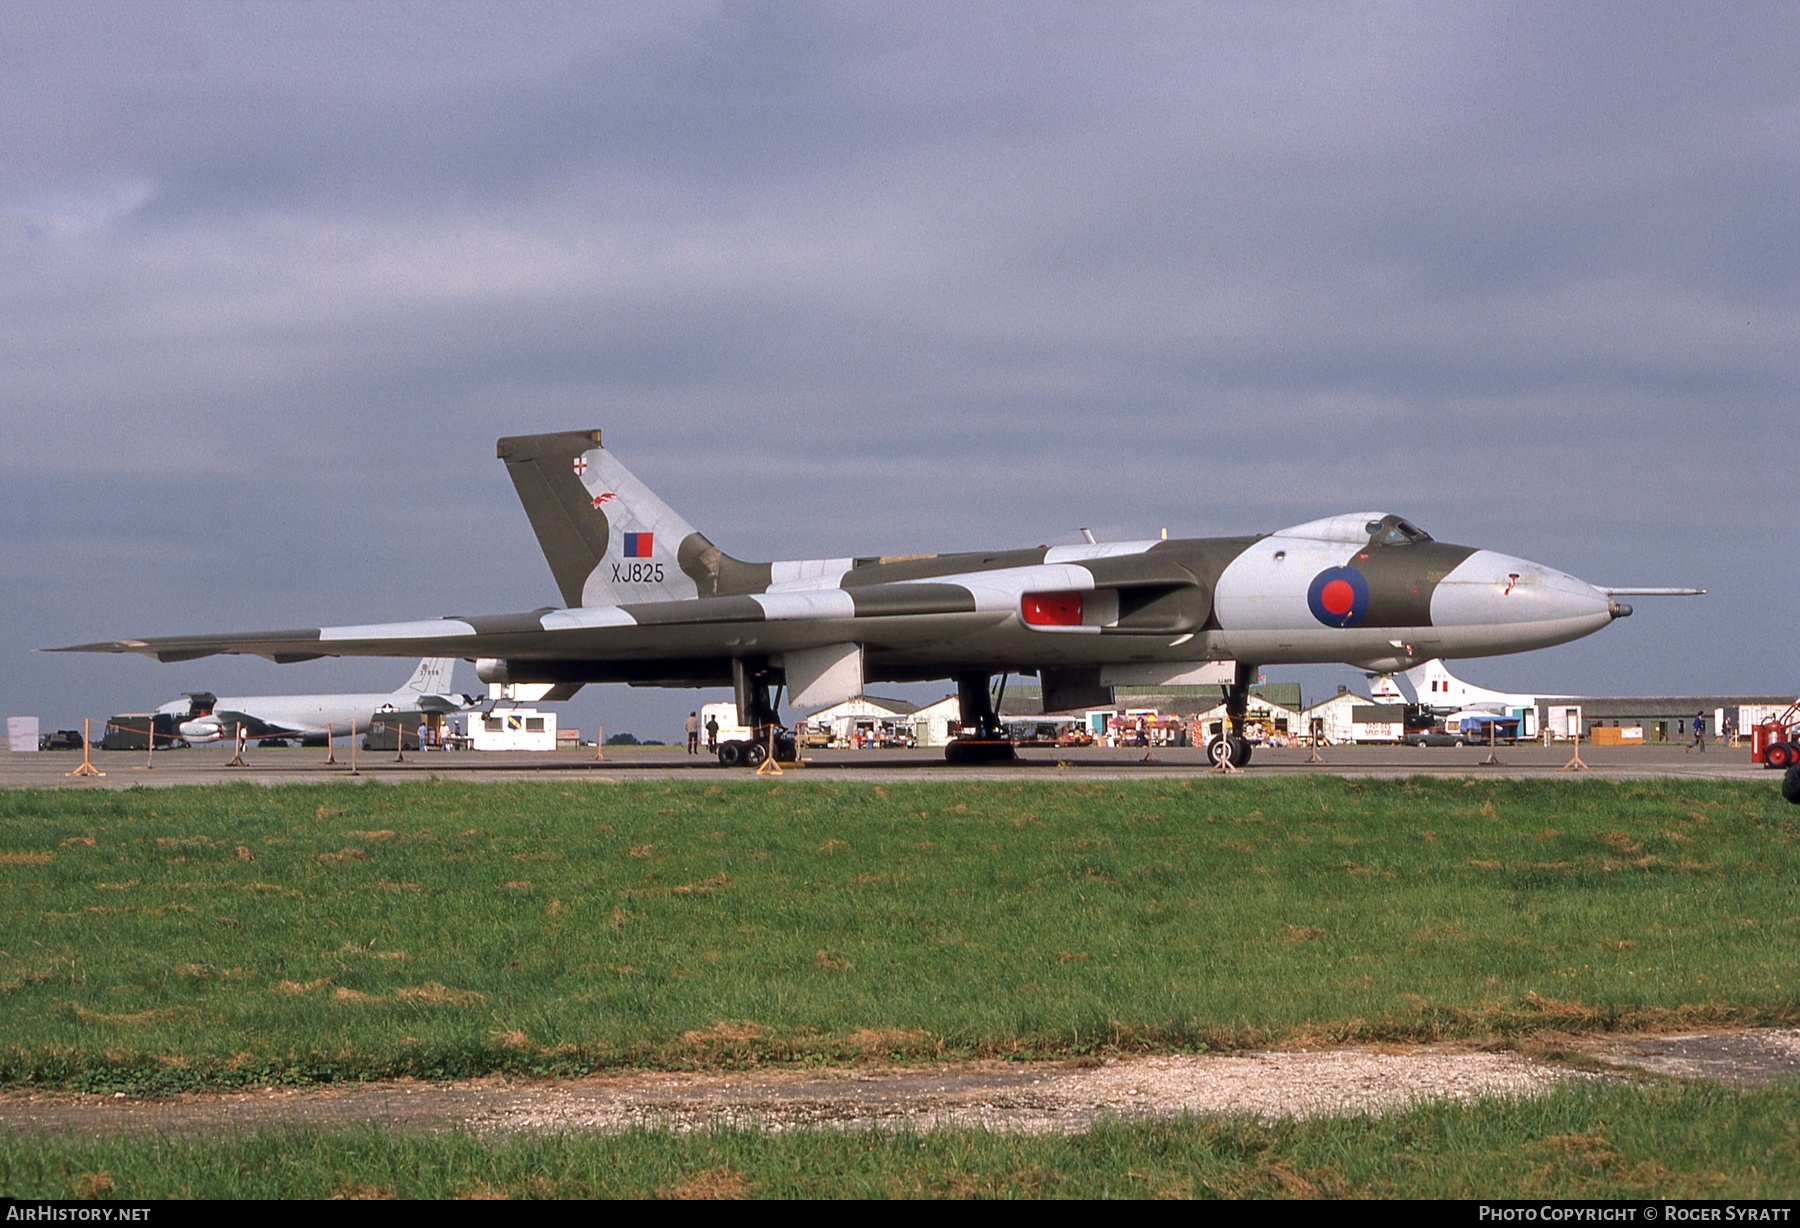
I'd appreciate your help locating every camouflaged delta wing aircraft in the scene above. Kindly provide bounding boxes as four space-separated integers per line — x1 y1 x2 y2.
57 429 1693 767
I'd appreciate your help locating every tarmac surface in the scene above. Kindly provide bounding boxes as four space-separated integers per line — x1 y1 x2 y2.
0 739 1776 788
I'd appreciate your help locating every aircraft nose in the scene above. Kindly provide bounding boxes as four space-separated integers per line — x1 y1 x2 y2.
1431 550 1615 637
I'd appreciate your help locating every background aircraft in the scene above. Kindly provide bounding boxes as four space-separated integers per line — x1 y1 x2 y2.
159 658 470 746
61 431 1695 767
1403 658 1558 715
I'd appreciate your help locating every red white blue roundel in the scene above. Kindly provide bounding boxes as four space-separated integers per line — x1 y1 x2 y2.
1307 566 1369 628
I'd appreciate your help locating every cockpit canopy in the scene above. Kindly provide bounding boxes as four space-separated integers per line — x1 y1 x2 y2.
1364 515 1432 546
1272 513 1435 546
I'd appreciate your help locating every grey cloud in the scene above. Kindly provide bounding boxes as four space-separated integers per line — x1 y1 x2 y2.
4 2 1795 736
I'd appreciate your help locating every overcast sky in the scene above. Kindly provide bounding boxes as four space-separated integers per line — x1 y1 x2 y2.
4 1 1794 741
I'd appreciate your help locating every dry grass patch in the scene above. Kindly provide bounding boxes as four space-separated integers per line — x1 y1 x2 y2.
394 983 488 1007
626 874 732 898
665 1166 749 1200
455 1182 512 1201
679 1021 763 1047
330 1184 396 1200
0 852 53 865
843 1028 929 1055
166 880 300 897
66 1005 180 1027
271 978 332 996
72 1172 115 1198
58 837 97 849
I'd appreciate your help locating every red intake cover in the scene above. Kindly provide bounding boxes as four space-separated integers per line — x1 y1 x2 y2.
1021 591 1084 626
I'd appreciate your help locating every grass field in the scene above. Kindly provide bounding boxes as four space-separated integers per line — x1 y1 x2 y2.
1 777 1794 1092
2 1081 1795 1198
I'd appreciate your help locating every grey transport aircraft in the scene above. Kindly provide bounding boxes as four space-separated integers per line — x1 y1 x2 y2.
156 658 469 746
56 430 1700 767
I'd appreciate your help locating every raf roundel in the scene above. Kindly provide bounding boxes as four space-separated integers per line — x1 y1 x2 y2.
1307 566 1370 628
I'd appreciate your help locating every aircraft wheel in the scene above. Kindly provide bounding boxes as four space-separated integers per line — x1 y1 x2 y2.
1208 736 1248 768
744 742 768 768
1232 738 1252 767
717 741 745 768
1783 763 1800 805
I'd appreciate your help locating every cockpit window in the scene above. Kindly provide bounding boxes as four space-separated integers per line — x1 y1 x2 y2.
1370 516 1432 546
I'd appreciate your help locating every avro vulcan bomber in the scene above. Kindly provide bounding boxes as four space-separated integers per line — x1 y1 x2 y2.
59 430 1694 767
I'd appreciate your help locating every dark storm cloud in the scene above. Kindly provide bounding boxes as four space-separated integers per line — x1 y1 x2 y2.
2 2 1794 737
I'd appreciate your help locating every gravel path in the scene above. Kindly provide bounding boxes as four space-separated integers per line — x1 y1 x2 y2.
4 1032 1791 1138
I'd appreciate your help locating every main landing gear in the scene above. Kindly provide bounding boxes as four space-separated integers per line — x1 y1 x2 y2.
717 660 796 768
944 672 1018 765
1204 661 1257 770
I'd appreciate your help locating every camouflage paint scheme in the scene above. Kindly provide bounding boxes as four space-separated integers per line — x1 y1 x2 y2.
57 430 1628 705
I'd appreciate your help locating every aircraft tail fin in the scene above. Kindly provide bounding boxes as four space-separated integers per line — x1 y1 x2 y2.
1404 658 1532 708
1366 671 1407 702
1404 658 1458 704
496 431 767 607
396 658 457 698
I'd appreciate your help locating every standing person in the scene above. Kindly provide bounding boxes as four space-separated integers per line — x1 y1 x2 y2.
1690 710 1707 753
684 711 700 755
705 713 719 752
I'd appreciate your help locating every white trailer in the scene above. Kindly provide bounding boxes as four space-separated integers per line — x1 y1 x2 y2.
471 707 557 751
1546 705 1583 741
700 701 750 745
7 717 39 753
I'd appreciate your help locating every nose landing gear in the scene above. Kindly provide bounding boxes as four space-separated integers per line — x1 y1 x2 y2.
1205 662 1257 771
